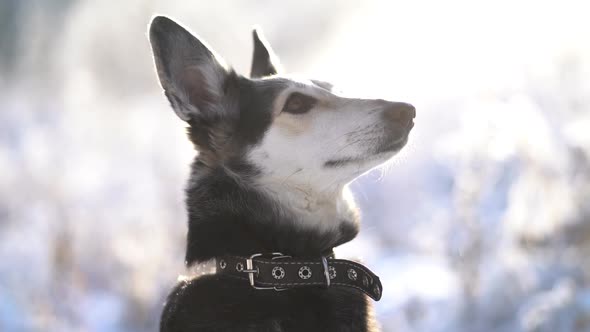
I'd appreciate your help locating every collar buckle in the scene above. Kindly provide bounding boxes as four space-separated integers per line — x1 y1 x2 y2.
244 252 291 290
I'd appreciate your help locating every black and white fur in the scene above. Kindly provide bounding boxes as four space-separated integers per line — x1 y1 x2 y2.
148 16 415 332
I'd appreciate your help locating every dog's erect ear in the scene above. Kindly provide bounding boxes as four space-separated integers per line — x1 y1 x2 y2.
250 28 281 78
149 16 230 122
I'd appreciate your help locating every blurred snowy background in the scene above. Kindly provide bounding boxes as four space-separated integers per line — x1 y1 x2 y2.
1 0 590 331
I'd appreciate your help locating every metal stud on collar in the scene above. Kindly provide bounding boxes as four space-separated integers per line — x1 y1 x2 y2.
298 266 312 279
219 259 227 269
272 266 285 279
347 268 357 281
328 266 337 279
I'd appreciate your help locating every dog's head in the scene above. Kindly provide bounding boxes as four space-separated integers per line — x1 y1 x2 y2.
149 16 415 193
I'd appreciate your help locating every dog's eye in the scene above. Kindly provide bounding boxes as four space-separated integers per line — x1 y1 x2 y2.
282 93 317 114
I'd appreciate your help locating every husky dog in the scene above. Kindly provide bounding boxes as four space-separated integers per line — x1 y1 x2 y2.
149 16 415 332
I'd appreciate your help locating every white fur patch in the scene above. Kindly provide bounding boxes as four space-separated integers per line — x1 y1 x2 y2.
248 81 407 232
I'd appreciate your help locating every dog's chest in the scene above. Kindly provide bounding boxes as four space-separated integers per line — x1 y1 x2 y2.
161 274 378 332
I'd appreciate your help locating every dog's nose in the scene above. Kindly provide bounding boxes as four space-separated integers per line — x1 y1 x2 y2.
381 102 416 127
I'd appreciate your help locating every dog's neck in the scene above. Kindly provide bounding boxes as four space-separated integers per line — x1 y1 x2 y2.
184 159 359 266
259 172 359 231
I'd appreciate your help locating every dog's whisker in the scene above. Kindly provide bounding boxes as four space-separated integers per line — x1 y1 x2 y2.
279 168 303 186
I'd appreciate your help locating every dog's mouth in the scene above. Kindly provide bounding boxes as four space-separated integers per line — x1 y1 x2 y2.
375 136 408 154
323 139 408 168
323 122 414 169
376 116 415 152
376 125 413 153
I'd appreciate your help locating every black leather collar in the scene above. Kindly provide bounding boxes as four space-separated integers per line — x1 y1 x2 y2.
216 253 382 301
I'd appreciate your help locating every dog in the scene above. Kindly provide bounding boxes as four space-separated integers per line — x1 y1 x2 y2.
148 16 415 332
